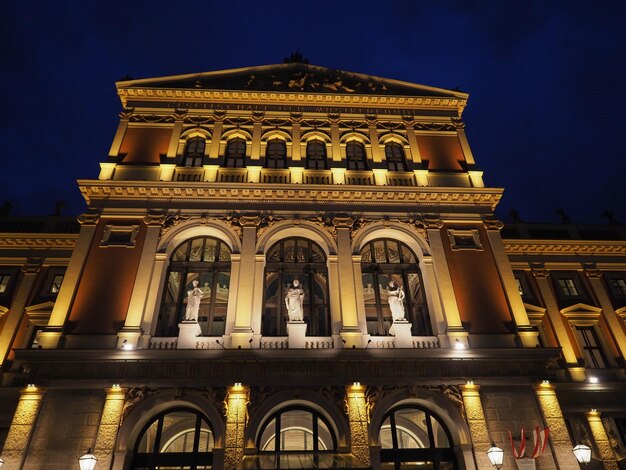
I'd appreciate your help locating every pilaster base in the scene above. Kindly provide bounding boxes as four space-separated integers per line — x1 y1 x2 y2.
230 329 254 349
389 321 413 348
568 366 586 382
177 321 201 349
340 328 363 349
287 321 307 349
446 326 469 349
36 329 63 349
116 327 142 349
518 328 540 347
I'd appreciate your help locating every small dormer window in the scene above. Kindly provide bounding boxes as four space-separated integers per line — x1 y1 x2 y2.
224 138 246 168
346 141 367 170
385 143 407 172
182 137 205 167
265 139 287 169
306 140 327 170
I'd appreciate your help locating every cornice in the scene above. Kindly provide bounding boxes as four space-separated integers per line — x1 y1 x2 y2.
503 239 626 256
0 233 78 250
77 180 503 210
117 87 466 113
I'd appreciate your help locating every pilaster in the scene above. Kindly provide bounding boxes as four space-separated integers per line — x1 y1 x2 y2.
40 211 99 349
329 115 342 162
93 386 127 469
534 383 579 470
460 384 492 470
208 116 224 159
108 111 130 157
0 259 41 364
586 410 618 470
1 385 45 470
166 111 187 158
224 385 249 470
345 384 370 466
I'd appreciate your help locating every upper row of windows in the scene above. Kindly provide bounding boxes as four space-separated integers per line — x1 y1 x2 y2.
182 137 410 171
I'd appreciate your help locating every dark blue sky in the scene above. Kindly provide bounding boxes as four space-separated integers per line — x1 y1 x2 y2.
2 1 625 224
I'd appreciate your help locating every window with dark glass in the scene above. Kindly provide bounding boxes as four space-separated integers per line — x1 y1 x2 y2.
224 138 246 168
262 238 330 337
379 406 457 470
132 408 214 470
157 237 231 337
346 141 367 170
257 406 336 453
0 268 18 302
0 274 11 294
183 137 206 167
306 140 327 170
607 276 626 298
385 143 407 172
513 271 536 302
574 326 607 368
558 278 580 297
361 239 431 336
265 139 287 169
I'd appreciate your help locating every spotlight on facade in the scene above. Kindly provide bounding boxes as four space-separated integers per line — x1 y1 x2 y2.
121 340 134 351
542 380 550 385
487 442 504 469
353 382 361 387
588 376 599 384
454 340 466 350
572 443 591 468
78 448 97 470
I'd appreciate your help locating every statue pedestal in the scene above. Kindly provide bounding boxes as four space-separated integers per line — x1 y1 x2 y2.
389 321 413 348
287 321 307 349
177 321 201 349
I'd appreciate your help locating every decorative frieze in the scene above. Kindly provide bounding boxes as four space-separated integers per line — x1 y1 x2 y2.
504 240 626 256
0 235 77 250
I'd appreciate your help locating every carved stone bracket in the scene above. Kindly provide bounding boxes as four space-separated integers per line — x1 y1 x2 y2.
531 263 550 278
21 258 43 274
482 216 504 231
451 117 466 129
129 114 176 124
583 263 603 279
422 214 444 230
77 209 101 226
413 122 457 132
143 210 167 227
119 108 134 120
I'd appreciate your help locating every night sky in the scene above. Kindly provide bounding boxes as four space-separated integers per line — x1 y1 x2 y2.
2 1 626 224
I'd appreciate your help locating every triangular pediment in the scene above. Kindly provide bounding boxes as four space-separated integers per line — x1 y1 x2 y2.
561 303 602 327
524 303 546 325
117 63 466 98
25 301 55 326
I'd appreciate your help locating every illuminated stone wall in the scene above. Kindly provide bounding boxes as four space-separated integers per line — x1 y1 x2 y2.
94 386 126 469
586 410 618 470
224 385 249 470
345 384 370 466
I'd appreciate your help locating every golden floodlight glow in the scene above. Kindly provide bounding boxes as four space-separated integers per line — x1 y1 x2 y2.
112 383 120 389
588 376 599 384
26 384 37 390
454 340 466 350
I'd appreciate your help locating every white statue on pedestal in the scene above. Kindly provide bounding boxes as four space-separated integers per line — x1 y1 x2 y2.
387 281 406 322
285 279 305 322
184 280 203 322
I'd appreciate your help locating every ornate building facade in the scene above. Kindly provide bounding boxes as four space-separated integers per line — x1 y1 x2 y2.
0 63 625 470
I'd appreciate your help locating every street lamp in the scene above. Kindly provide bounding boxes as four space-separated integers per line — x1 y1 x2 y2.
78 448 97 470
0 456 4 467
487 442 504 469
572 443 591 469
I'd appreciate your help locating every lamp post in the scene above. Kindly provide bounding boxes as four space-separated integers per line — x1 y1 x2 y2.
572 443 591 469
78 448 97 470
0 456 4 467
487 442 504 469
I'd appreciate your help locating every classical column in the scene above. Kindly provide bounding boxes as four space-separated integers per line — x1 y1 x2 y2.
1 385 45 470
424 217 467 347
166 110 187 158
118 213 165 348
39 210 100 349
366 117 382 163
142 252 168 341
224 384 249 470
403 119 423 164
0 260 41 364
532 266 583 380
208 114 225 159
586 409 619 470
291 114 302 161
534 382 579 470
93 386 127 469
333 217 363 347
420 257 447 341
107 109 131 157
345 383 370 466
250 112 264 160
230 217 259 347
329 115 342 162
460 383 492 470
483 218 538 347
584 265 626 366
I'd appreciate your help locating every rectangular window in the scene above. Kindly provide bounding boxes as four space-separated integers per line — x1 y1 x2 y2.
515 278 524 296
49 274 64 294
101 225 139 247
0 274 11 294
608 278 626 297
558 278 579 297
575 326 607 368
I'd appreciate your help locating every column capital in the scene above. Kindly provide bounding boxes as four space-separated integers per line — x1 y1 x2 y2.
332 217 355 229
119 107 134 120
482 216 504 231
21 258 43 274
77 209 101 226
583 263 603 279
143 210 167 226
239 215 262 228
422 214 443 229
173 108 188 121
531 263 550 278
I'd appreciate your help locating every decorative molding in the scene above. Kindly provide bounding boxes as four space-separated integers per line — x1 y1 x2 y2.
561 303 602 327
256 215 284 239
21 258 43 274
482 216 504 231
120 386 159 424
79 181 503 210
422 214 444 230
128 114 176 124
448 229 483 251
0 234 78 250
583 263 603 279
531 264 550 278
504 240 626 256
143 210 167 226
77 209 101 226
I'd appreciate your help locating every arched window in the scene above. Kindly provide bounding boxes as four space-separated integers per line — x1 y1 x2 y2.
257 406 336 453
379 406 456 469
262 237 330 337
183 137 205 167
132 408 214 469
385 143 407 172
306 140 327 170
224 138 246 168
361 239 431 336
346 141 367 170
157 236 231 337
266 139 287 169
